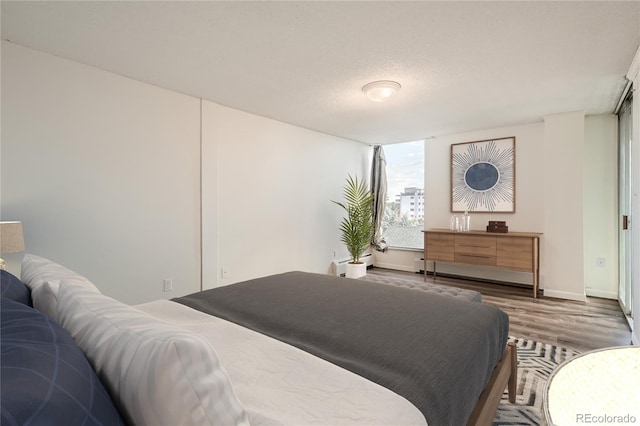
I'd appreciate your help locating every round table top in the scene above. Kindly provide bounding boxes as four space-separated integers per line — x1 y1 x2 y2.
543 346 640 426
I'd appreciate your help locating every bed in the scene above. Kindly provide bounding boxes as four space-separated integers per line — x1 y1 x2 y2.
2 254 516 426
169 271 516 426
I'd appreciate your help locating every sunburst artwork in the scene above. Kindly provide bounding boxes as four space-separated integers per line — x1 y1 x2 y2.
451 137 515 212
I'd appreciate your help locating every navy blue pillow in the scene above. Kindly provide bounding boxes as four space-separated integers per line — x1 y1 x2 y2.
0 270 32 307
0 298 125 426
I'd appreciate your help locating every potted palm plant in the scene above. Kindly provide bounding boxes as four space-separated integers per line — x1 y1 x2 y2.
332 175 374 278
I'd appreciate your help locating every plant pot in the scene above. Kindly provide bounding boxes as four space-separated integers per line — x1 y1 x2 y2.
345 262 366 279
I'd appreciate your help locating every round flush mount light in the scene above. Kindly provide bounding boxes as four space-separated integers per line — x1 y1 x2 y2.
362 80 401 102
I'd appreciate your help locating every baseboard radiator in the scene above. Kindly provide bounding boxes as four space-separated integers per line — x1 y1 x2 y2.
334 253 374 276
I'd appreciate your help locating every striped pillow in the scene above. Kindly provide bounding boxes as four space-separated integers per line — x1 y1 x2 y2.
20 254 100 321
56 281 250 426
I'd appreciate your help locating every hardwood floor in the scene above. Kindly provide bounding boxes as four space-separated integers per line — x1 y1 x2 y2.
367 268 632 353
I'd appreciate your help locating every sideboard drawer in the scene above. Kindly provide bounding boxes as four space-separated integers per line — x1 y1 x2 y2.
454 253 497 267
497 237 534 271
455 235 497 257
425 233 454 262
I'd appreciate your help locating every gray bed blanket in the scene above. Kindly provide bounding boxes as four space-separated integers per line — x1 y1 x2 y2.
174 271 509 426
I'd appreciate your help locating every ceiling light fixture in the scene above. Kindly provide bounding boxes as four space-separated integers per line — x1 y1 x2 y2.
362 80 401 102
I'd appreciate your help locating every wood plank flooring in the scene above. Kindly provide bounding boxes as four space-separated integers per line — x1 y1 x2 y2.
367 268 632 353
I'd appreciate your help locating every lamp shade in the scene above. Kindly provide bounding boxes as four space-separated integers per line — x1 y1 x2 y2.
0 221 25 254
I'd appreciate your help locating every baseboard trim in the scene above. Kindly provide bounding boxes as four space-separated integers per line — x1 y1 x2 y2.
373 262 416 273
585 288 618 300
543 289 587 302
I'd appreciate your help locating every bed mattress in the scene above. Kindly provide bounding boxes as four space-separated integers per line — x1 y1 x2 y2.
136 299 427 425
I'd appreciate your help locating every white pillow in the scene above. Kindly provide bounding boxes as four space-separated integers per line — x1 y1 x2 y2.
56 281 250 426
20 253 101 321
30 280 60 320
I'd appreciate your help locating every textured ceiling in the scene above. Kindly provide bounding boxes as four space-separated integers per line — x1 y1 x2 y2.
2 1 639 144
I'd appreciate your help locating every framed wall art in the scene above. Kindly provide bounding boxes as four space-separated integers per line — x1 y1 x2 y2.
451 136 515 213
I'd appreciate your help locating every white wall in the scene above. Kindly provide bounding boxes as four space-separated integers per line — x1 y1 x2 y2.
425 124 545 234
429 123 547 285
201 101 371 288
374 248 422 273
583 114 618 299
1 41 372 300
543 111 586 301
1 41 202 304
376 115 618 302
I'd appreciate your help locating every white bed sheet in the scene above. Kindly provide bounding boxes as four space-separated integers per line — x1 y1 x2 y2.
135 300 427 426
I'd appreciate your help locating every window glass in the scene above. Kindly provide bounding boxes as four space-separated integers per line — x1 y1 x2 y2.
383 140 425 249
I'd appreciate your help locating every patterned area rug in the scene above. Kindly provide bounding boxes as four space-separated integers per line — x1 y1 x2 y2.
493 337 580 425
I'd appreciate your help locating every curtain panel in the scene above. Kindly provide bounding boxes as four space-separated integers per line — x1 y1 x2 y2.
371 145 388 252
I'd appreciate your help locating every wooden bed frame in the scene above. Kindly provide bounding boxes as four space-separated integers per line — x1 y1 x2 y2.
467 342 518 426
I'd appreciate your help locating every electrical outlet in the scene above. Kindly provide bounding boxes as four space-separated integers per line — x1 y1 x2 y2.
221 268 229 278
163 279 173 292
596 258 606 268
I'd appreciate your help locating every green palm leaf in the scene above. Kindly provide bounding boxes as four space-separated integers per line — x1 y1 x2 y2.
331 175 374 264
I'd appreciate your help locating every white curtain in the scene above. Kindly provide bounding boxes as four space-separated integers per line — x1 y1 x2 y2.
371 145 388 252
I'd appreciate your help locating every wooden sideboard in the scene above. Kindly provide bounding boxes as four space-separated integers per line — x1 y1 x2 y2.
422 229 542 298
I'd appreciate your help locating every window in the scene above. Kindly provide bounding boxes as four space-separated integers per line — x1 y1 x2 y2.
382 140 425 250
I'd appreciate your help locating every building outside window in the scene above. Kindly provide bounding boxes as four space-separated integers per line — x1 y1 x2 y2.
397 187 424 220
382 140 425 250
